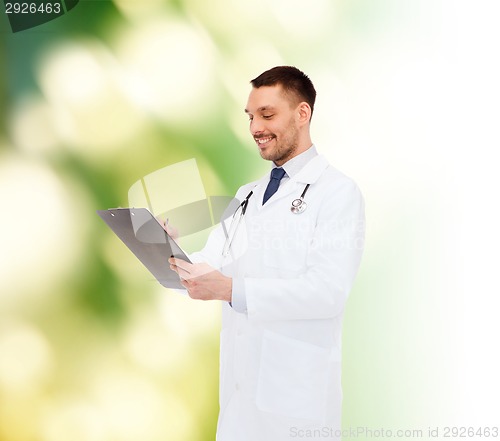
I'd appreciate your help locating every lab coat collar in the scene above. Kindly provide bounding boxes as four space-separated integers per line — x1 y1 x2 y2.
279 145 318 179
289 154 329 185
253 155 330 209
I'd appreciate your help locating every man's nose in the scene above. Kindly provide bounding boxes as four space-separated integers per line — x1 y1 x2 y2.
250 119 264 135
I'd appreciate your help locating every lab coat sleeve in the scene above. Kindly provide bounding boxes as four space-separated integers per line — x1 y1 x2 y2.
166 227 230 297
245 179 365 321
230 278 248 313
188 228 225 268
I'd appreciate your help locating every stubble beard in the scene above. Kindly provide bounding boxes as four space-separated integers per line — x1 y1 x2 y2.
266 142 297 166
260 119 299 165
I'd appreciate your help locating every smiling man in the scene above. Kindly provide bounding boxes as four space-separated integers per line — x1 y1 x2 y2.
246 70 314 165
169 66 365 441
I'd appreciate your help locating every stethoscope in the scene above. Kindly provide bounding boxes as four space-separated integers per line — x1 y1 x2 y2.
222 183 311 257
290 184 310 214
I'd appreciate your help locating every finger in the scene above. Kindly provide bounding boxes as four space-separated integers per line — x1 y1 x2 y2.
169 263 179 275
156 216 168 231
165 224 179 239
169 257 192 272
170 263 192 280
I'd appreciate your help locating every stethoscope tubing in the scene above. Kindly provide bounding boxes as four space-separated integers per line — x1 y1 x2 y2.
222 184 311 256
240 183 310 214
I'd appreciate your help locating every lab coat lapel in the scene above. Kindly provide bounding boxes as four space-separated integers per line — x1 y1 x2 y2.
259 155 330 207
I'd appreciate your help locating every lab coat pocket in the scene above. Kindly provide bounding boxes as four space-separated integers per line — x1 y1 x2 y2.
256 331 330 421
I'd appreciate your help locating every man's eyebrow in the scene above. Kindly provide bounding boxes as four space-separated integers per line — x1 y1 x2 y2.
244 106 276 114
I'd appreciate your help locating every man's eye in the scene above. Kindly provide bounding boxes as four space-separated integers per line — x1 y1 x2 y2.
263 115 274 119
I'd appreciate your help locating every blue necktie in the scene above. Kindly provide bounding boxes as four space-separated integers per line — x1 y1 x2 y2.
263 167 286 205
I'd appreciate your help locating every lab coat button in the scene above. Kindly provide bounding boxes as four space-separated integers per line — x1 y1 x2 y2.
235 383 240 391
237 329 243 336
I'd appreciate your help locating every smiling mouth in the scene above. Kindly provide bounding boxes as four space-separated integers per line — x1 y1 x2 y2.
255 136 275 147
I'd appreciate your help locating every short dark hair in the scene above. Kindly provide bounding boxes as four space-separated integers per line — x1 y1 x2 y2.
250 66 316 118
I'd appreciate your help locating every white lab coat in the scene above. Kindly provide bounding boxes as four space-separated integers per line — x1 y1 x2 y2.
193 155 365 441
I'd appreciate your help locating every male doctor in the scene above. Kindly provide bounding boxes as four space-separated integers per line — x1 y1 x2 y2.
169 66 365 441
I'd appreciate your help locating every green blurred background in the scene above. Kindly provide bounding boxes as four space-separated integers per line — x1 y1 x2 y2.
1 0 499 440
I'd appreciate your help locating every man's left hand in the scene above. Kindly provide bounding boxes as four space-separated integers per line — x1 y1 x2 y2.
168 258 232 302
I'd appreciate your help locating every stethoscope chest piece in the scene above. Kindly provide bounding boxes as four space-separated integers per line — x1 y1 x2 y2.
291 198 307 214
290 183 310 214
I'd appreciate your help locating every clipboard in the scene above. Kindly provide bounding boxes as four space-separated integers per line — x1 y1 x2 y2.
96 208 191 289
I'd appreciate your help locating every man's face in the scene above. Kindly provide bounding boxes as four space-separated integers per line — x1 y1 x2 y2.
245 85 300 166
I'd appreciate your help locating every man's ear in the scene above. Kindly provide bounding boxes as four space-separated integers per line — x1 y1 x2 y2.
297 102 312 124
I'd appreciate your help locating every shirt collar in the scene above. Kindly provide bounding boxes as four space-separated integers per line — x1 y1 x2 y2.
272 145 318 178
